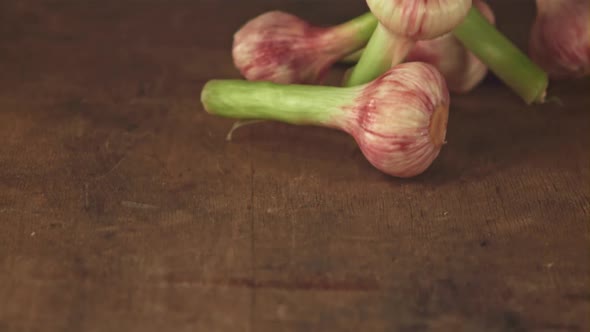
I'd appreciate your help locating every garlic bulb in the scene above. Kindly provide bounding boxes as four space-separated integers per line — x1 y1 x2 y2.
529 0 590 78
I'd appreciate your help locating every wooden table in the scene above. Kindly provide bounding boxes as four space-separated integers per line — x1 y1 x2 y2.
1 1 589 331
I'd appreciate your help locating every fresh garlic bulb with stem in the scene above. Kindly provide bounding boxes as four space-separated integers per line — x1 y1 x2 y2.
201 62 450 178
232 11 377 84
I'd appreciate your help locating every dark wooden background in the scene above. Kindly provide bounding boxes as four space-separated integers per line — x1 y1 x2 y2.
1 0 589 331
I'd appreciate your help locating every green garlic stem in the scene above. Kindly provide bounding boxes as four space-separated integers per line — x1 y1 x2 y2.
453 6 548 104
344 24 405 86
341 48 364 64
335 12 378 46
201 80 357 128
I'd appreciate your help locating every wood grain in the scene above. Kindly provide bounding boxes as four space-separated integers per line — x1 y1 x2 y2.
0 1 589 331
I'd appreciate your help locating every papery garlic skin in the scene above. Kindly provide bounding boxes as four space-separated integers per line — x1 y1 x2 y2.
366 0 472 40
529 0 590 78
406 0 495 93
232 11 375 84
345 62 450 177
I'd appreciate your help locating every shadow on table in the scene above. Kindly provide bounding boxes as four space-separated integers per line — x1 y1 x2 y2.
222 83 586 186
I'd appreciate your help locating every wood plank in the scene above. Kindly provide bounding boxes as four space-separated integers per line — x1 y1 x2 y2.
0 0 589 331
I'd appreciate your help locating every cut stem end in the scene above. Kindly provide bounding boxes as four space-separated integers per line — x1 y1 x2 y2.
429 105 449 148
453 6 549 105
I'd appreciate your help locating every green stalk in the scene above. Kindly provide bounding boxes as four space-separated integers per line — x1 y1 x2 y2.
220 14 376 137
340 48 364 64
335 12 378 45
201 80 357 128
344 24 402 87
453 7 548 104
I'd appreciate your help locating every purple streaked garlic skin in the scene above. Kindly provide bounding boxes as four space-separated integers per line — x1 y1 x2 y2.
366 0 472 40
345 62 450 177
529 0 590 79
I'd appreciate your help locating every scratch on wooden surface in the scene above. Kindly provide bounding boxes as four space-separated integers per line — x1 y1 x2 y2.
544 261 562 290
336 235 384 243
121 201 159 210
154 275 381 292
494 185 510 224
563 292 590 302
84 183 89 210
95 225 122 233
216 159 223 174
94 132 154 180
290 217 296 255
97 155 126 179
225 277 380 292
